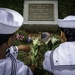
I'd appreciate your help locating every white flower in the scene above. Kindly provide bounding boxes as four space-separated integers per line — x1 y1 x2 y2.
30 38 40 64
33 38 39 46
51 37 59 44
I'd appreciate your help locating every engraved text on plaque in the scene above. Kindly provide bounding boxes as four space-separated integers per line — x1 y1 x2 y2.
28 4 54 21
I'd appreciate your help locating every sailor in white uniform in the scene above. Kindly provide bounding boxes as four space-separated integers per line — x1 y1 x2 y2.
43 16 75 75
0 8 33 75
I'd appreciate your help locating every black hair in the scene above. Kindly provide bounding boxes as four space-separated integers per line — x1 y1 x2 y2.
0 33 14 46
60 28 75 41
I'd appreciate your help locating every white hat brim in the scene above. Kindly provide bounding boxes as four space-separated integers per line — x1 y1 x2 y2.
0 23 21 34
57 19 75 28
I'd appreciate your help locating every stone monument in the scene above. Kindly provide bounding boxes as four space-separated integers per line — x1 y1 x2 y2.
23 0 58 32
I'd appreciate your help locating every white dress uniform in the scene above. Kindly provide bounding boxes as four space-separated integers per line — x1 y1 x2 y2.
0 8 33 75
43 42 75 75
43 16 75 75
0 46 33 75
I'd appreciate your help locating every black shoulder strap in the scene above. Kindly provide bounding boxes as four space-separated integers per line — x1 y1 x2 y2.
26 67 29 75
7 53 17 75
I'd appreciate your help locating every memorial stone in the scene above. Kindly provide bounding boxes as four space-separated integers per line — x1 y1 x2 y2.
23 0 58 32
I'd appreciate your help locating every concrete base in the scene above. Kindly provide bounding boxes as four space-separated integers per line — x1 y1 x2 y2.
23 24 59 33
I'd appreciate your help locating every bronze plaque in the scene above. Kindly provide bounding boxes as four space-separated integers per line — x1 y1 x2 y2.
28 4 54 21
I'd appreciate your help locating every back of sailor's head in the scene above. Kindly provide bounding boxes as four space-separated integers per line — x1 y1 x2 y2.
57 15 75 41
0 8 23 45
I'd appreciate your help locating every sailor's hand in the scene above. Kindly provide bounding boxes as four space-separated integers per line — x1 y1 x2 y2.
17 45 30 52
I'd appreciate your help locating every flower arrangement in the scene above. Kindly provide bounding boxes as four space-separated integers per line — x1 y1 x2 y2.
30 38 40 65
15 31 61 73
30 34 61 68
50 35 60 50
41 33 60 50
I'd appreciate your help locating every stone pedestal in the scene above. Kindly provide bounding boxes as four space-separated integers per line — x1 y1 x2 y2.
23 0 58 32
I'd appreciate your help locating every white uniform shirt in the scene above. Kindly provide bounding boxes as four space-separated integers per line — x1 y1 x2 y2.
43 42 75 75
0 46 33 75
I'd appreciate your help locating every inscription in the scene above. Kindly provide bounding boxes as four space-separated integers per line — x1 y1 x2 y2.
28 4 54 21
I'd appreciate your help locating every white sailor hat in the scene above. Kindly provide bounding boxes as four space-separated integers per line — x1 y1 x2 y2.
0 8 23 34
57 15 75 28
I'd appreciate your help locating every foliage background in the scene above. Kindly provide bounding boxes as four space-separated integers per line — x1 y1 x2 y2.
0 0 75 18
